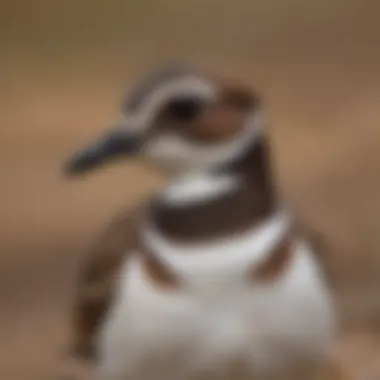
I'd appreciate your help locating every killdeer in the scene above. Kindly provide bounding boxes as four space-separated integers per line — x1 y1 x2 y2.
61 63 336 380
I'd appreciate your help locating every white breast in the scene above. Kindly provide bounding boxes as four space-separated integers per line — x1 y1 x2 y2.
96 214 335 380
142 211 290 291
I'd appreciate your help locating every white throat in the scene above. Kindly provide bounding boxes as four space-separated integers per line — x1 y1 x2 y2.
162 173 240 206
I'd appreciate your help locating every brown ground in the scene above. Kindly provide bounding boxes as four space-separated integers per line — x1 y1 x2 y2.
2 1 380 379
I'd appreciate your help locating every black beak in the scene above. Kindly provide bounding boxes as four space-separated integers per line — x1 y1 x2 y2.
64 130 142 176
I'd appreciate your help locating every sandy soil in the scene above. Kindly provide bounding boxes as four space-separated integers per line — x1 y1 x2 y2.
2 0 380 379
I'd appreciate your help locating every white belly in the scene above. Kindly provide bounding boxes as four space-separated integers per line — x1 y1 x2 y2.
96 240 335 380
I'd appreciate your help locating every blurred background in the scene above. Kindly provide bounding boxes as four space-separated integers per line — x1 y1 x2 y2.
2 0 380 378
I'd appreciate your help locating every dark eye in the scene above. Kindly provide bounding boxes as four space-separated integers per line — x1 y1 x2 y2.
166 97 203 122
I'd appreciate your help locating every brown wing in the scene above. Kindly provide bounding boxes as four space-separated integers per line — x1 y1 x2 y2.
68 206 141 362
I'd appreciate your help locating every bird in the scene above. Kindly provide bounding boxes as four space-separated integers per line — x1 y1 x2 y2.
59 62 336 380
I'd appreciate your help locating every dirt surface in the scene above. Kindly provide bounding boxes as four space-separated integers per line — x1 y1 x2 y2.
2 1 380 379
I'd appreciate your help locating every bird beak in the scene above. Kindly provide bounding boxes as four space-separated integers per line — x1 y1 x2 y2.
64 129 143 176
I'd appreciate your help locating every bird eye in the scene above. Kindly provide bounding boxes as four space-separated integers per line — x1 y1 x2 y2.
166 97 203 122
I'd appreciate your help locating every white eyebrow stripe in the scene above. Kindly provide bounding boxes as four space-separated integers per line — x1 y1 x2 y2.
125 64 188 111
124 76 218 133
